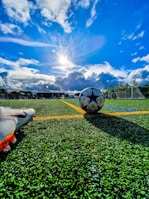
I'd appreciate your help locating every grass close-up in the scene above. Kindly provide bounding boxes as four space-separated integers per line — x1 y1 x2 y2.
0 98 149 198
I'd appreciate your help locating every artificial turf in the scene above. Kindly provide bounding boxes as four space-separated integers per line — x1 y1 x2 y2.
0 99 149 198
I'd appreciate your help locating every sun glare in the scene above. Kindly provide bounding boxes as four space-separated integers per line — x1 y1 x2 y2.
57 52 74 70
58 55 69 65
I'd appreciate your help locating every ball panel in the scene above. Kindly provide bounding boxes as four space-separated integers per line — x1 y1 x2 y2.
79 95 90 107
96 96 105 108
92 88 101 96
79 87 105 113
87 101 99 113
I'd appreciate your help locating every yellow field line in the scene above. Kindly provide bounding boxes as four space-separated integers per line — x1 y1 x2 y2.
60 99 86 114
107 110 149 116
33 100 149 121
60 100 149 116
34 114 84 120
34 111 149 121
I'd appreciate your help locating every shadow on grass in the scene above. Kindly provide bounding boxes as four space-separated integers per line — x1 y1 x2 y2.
0 129 26 162
84 113 149 147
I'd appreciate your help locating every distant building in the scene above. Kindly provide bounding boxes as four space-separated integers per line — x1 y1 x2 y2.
0 89 9 99
0 89 33 99
36 91 65 99
9 91 33 99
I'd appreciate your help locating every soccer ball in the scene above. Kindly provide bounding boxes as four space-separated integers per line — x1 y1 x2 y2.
79 87 105 113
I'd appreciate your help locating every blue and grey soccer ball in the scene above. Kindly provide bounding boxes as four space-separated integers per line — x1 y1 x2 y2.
79 87 105 113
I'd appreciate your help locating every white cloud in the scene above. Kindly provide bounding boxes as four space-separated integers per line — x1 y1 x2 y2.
0 22 22 35
132 31 144 40
0 67 7 73
0 57 39 70
0 37 61 47
127 33 134 40
7 68 56 91
36 0 72 33
131 52 138 56
36 26 46 34
77 0 90 9
0 76 6 87
84 61 127 79
132 57 140 63
16 58 39 66
86 0 99 27
128 65 149 85
139 54 149 63
1 56 149 91
139 46 144 50
136 24 141 30
0 56 55 90
2 0 73 33
132 54 149 63
1 0 100 33
2 0 33 24
8 67 54 81
122 30 145 41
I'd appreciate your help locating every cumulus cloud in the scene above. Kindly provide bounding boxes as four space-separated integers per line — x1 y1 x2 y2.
0 67 56 91
84 62 127 79
0 56 149 92
7 69 56 91
2 0 33 24
2 0 73 32
0 57 56 91
0 22 22 35
1 65 148 91
128 65 149 85
55 71 87 91
96 73 120 89
0 57 126 91
2 0 99 34
55 62 127 91
36 0 72 33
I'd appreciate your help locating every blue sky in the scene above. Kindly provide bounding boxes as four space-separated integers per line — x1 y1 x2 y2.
0 0 149 92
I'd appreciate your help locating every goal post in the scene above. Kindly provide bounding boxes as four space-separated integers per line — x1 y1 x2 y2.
114 86 145 99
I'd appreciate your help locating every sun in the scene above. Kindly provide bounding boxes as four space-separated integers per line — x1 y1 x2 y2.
56 53 74 70
58 55 69 66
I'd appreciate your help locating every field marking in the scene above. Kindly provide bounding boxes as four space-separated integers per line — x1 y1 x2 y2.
107 110 149 116
104 105 138 112
60 100 149 116
34 100 149 121
34 114 84 120
34 110 149 121
60 99 86 114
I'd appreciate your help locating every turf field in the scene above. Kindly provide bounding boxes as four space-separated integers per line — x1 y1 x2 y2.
0 98 149 198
